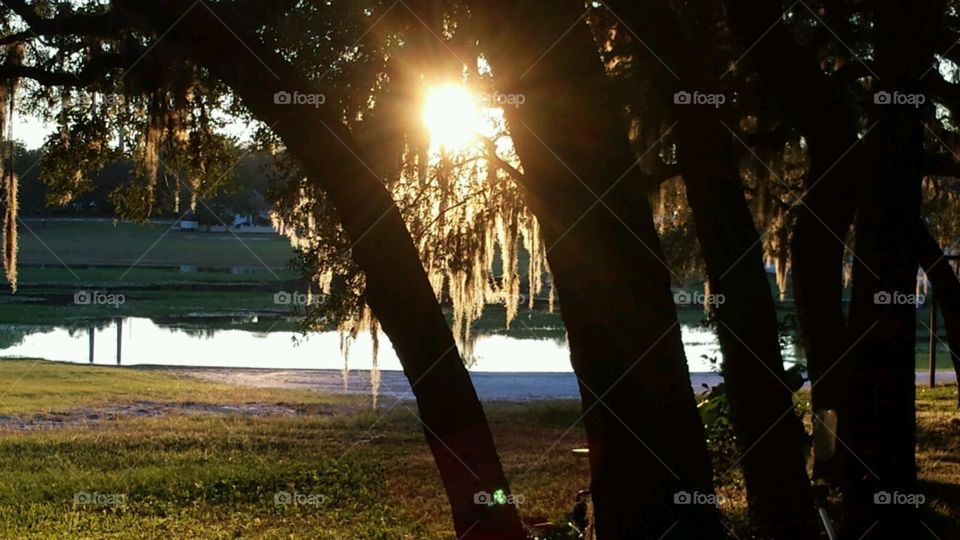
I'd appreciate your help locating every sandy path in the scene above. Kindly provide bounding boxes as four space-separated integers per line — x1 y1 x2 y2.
177 368 723 401
175 367 957 402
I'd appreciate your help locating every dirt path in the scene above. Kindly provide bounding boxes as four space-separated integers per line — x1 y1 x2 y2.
170 367 957 401
173 367 590 401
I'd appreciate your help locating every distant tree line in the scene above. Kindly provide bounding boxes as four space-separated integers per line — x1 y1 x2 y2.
16 142 274 222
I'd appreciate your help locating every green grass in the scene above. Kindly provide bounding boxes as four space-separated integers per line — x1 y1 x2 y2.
0 219 303 328
2 220 305 328
0 360 364 414
0 360 955 538
15 220 296 269
10 266 300 286
0 360 590 538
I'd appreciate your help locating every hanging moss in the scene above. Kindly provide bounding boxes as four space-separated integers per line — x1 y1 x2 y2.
1 150 16 293
270 109 550 367
0 43 23 293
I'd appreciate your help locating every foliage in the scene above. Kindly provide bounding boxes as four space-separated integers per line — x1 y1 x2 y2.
3 0 960 330
698 383 738 470
37 107 118 206
699 364 808 472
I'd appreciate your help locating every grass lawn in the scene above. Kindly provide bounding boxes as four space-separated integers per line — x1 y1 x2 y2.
0 360 956 538
0 360 591 538
15 220 296 269
2 220 305 328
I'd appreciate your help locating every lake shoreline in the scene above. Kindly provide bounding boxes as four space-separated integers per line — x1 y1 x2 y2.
168 365 957 402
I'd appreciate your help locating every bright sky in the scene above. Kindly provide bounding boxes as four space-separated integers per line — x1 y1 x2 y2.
11 108 256 150
12 111 52 150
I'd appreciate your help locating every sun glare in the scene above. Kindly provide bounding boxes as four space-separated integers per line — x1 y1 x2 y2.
423 85 482 151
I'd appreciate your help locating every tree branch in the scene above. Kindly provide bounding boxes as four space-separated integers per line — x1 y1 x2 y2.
0 53 129 87
478 135 524 182
1 0 132 41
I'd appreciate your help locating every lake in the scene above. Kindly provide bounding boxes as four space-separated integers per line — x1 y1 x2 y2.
2 317 952 401
0 316 809 399
0 316 800 371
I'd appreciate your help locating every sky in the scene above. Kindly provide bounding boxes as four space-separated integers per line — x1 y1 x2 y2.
11 108 256 150
13 111 52 150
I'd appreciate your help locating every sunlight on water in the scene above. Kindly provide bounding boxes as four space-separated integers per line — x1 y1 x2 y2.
0 317 797 373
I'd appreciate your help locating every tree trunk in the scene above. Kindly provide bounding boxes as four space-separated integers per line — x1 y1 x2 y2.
604 3 819 536
843 141 920 539
842 2 941 537
124 3 524 537
676 118 818 538
726 0 866 485
916 220 960 403
468 1 723 537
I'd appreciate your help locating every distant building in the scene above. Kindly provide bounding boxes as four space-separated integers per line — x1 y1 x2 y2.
180 210 199 231
232 214 254 227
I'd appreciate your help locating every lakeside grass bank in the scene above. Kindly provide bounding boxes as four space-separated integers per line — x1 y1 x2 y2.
0 359 955 538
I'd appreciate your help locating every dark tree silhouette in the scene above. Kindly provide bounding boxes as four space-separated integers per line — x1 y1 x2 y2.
466 2 722 536
842 3 943 537
3 1 960 538
727 0 864 427
605 2 819 536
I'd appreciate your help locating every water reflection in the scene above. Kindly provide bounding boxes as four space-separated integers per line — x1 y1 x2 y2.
0 317 802 404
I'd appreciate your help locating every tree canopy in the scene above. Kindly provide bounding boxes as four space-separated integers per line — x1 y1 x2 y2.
1 1 959 538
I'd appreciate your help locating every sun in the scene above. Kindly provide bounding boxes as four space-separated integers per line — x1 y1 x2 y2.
423 84 482 151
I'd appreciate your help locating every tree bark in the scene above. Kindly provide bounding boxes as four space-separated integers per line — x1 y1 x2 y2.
843 2 942 537
467 1 723 537
118 2 524 537
675 116 818 539
605 2 819 537
726 0 869 489
916 220 960 404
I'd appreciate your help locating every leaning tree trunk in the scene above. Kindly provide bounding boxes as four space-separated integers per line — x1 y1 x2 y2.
606 2 819 536
916 220 960 403
843 2 941 537
726 0 867 485
467 1 723 537
123 3 524 537
675 113 817 539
